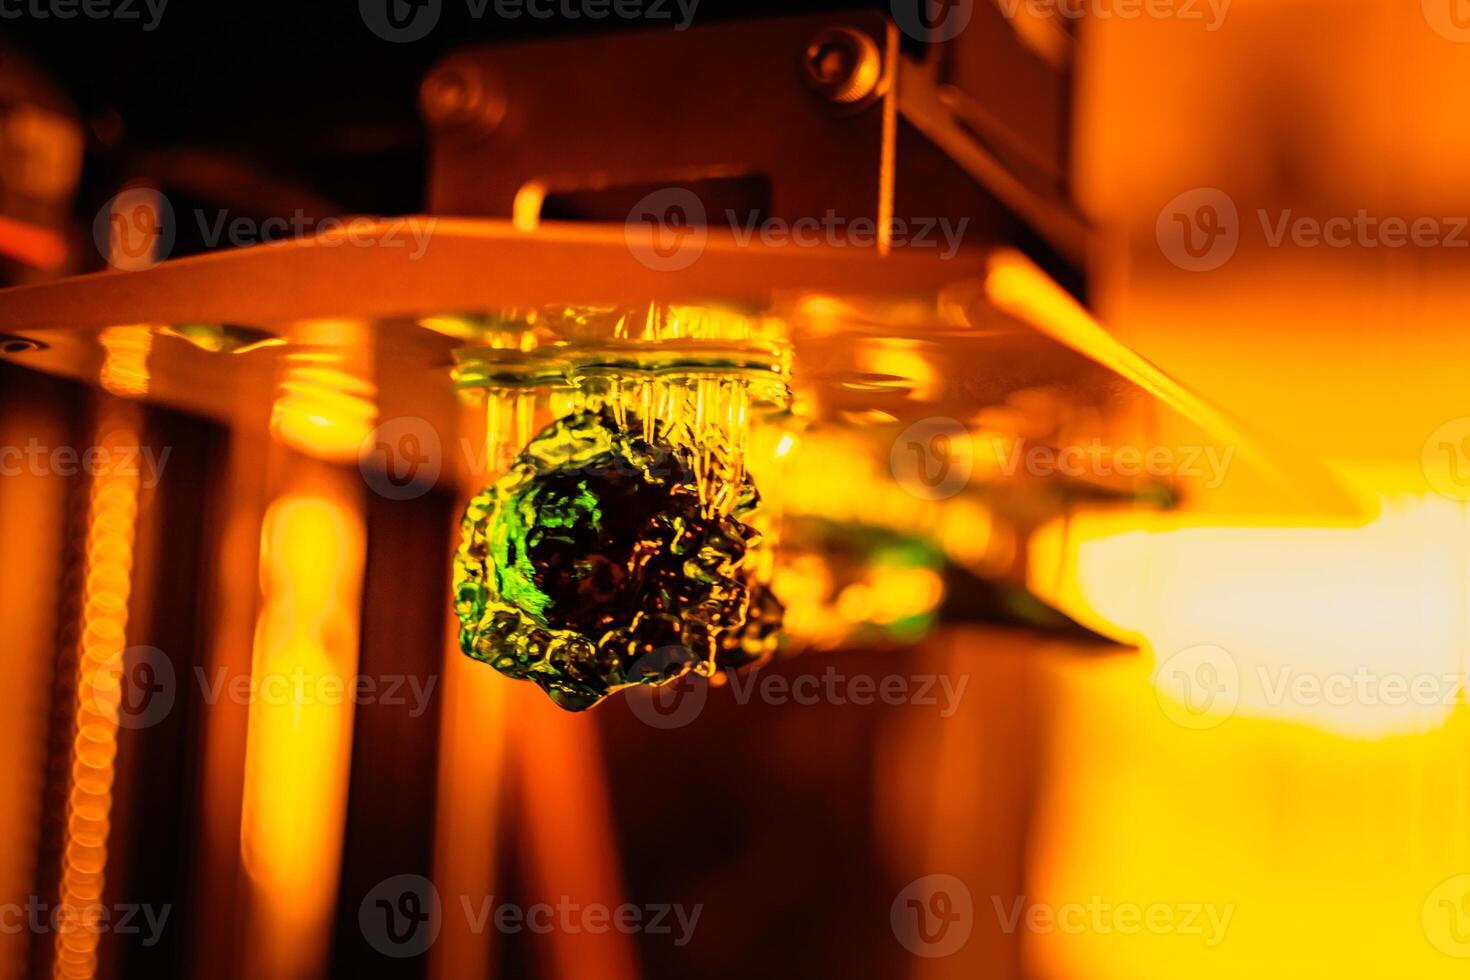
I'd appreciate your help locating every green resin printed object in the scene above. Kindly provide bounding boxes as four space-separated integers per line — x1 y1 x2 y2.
453 406 783 710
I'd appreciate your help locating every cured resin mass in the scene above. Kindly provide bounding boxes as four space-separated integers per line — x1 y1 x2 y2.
454 407 782 710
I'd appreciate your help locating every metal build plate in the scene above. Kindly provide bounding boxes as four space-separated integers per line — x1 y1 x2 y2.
0 218 1361 524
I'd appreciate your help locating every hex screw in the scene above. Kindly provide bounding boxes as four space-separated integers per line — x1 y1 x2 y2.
801 26 884 107
420 59 506 136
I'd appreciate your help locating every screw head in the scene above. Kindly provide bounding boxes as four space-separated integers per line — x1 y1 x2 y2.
801 26 884 107
420 60 506 136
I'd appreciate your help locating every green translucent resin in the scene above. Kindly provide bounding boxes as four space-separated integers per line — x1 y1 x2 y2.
453 407 781 710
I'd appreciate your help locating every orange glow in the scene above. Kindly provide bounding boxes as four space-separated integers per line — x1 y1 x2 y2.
430 392 511 980
239 488 366 980
53 405 142 980
1022 10 1470 972
1033 496 1468 738
4 11 1466 980
512 182 547 231
0 403 67 980
1026 497 1469 976
98 326 152 398
0 213 69 271
1029 654 1469 980
269 323 376 462
983 250 1273 485
429 636 513 980
270 359 377 460
516 694 639 980
755 427 1008 577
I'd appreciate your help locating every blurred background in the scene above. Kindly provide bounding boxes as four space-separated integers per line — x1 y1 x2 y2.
0 2 1467 978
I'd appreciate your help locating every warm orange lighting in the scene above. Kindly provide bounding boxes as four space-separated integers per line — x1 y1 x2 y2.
512 182 547 231
1030 657 1469 980
269 323 376 462
754 427 1005 577
0 401 67 980
53 406 142 980
1011 8 1470 973
429 630 513 980
1031 496 1467 738
516 695 639 980
0 213 69 271
98 326 152 398
855 339 940 401
984 249 1260 466
270 360 377 461
1024 494 1469 977
239 488 366 980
